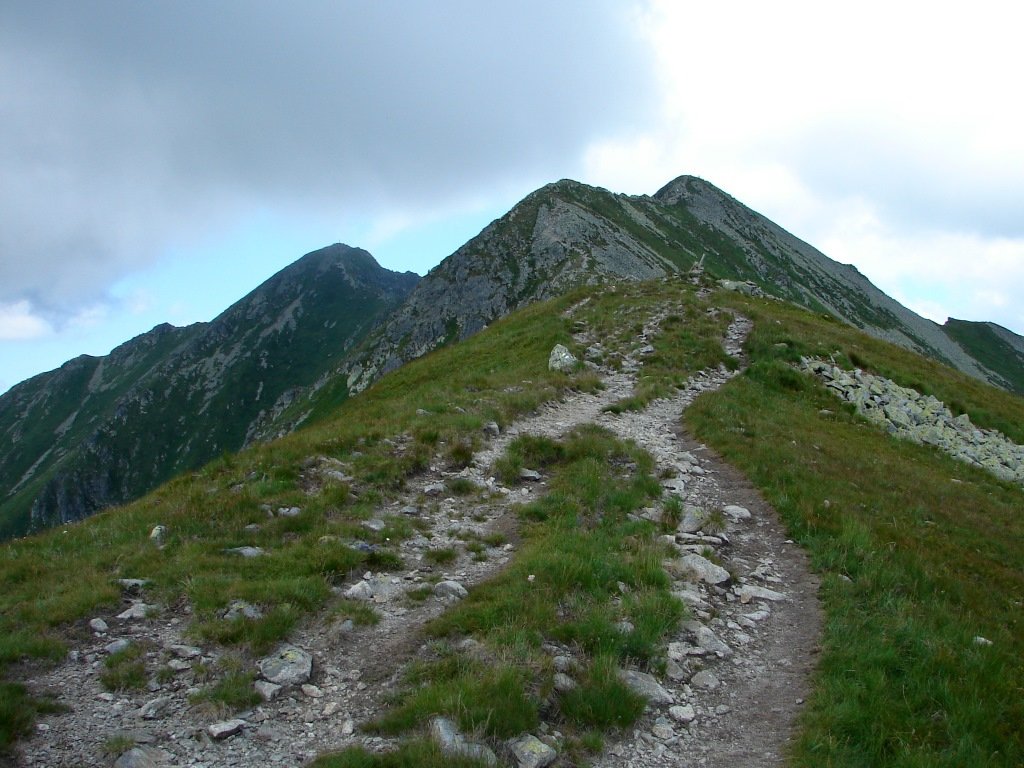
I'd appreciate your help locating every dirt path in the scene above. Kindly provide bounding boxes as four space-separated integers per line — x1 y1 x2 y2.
14 307 822 768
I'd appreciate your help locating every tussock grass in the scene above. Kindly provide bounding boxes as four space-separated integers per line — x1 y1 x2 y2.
687 294 1024 766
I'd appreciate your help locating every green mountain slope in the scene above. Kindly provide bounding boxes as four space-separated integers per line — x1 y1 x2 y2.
942 318 1024 394
0 245 417 538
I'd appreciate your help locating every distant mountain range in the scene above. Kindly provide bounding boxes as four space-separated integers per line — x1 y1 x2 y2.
1 175 1020 539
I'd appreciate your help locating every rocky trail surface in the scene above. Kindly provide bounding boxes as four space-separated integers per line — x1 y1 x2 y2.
15 303 821 768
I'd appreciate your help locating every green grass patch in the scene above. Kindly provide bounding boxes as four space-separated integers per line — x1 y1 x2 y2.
687 295 1024 766
100 645 148 692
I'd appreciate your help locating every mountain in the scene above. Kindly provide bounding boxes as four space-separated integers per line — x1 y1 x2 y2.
335 175 1020 397
3 175 1021 539
0 245 417 538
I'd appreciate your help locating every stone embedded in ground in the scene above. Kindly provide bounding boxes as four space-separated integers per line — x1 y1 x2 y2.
116 603 154 620
361 518 387 532
89 617 109 633
691 669 720 690
207 719 246 740
548 344 579 372
254 680 282 702
694 625 733 658
737 584 786 603
429 716 497 766
651 717 675 740
148 526 166 547
277 506 301 518
678 504 711 533
669 704 696 723
139 696 172 720
117 578 150 594
424 482 446 496
508 733 557 768
344 580 374 601
301 683 323 698
722 504 752 520
169 644 201 659
258 645 313 687
223 600 262 620
618 669 674 706
678 553 731 585
519 468 542 481
224 546 264 557
483 421 501 438
113 746 164 768
104 638 131 655
973 636 994 646
434 580 469 599
553 672 577 692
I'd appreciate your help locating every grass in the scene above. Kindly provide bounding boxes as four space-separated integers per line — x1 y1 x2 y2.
364 426 682 761
99 645 147 692
687 293 1024 766
0 285 613 746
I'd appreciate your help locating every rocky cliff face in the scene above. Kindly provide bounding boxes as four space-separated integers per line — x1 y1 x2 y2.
0 245 417 538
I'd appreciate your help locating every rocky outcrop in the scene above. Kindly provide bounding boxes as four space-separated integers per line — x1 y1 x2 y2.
802 359 1024 483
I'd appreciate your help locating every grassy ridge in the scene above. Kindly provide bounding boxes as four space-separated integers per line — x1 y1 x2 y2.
0 286 605 751
687 294 1024 766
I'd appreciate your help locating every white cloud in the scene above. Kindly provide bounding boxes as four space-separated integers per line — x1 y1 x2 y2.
0 300 53 340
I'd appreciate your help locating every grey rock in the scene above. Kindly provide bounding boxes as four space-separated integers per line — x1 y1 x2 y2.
254 680 282 702
553 672 577 692
139 696 172 720
116 603 154 620
694 625 732 658
224 546 264 557
89 617 109 633
424 482 446 496
114 746 164 768
737 584 786 603
691 669 720 690
669 704 696 723
678 553 731 585
258 645 312 687
361 518 387 532
483 421 501 438
678 504 711 533
207 719 246 740
508 733 557 768
168 644 202 659
548 344 578 372
344 580 375 601
618 669 674 706
148 526 166 547
429 716 497 766
434 580 469 599
223 600 262 620
722 504 751 520
651 718 675 740
519 468 542 481
117 578 150 594
276 506 301 518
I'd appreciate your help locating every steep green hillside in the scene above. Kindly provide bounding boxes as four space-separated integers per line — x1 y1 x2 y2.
0 245 417 539
687 293 1024 765
943 318 1024 394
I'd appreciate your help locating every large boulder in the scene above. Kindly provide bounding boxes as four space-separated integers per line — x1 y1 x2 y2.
548 344 578 372
258 645 312 687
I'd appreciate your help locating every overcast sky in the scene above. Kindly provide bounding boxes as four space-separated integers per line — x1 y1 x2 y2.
2 1 1022 394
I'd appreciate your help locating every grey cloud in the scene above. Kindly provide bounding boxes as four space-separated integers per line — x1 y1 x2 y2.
0 1 656 316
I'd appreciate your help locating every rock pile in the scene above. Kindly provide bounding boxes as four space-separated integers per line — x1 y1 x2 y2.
802 359 1024 483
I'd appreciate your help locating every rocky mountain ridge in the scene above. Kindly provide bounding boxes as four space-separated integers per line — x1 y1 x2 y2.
0 246 417 537
2 175 1021 538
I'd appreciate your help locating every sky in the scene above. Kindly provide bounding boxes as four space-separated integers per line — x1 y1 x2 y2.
2 1 1023 395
